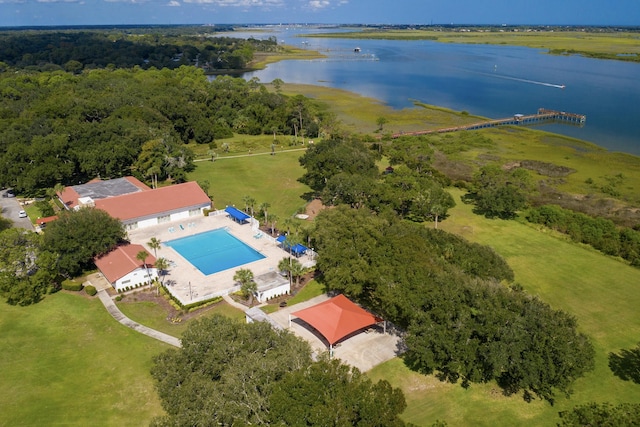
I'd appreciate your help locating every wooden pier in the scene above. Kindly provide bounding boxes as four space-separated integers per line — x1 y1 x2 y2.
389 108 586 139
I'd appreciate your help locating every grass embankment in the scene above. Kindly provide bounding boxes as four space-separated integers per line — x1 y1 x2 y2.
0 292 168 426
280 83 483 135
251 46 326 69
308 29 640 61
369 187 640 426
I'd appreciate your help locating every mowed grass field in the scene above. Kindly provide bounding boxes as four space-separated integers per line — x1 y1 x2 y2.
188 149 312 220
0 292 169 426
367 188 640 426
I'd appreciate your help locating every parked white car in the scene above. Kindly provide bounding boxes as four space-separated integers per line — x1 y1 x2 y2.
18 210 27 218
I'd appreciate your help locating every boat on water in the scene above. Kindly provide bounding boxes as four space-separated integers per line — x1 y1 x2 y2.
354 47 361 52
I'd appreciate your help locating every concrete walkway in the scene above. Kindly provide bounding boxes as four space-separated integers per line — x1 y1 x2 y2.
97 290 182 348
222 294 250 311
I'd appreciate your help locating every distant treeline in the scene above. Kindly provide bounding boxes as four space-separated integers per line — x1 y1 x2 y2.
0 30 280 72
0 67 325 194
341 23 640 33
527 204 640 266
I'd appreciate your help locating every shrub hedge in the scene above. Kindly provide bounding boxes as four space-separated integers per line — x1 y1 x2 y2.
61 280 83 292
527 204 640 267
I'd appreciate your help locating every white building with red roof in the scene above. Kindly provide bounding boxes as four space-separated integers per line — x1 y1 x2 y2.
94 244 157 291
58 177 211 231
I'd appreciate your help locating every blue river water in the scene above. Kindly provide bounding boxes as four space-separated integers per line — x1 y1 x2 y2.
229 28 640 156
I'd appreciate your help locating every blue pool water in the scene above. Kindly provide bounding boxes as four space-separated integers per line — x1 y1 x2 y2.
165 228 265 275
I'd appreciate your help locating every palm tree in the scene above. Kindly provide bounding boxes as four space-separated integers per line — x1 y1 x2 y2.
47 183 65 204
147 237 161 258
278 257 293 287
154 257 169 295
282 217 293 236
259 202 271 225
268 213 279 236
242 195 256 217
146 166 161 189
289 258 305 287
234 268 256 305
136 250 153 290
283 233 303 258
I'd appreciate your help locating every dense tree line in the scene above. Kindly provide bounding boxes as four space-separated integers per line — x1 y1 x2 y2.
0 228 58 305
0 208 126 305
299 138 455 225
311 206 595 402
150 315 407 426
466 165 532 219
0 30 278 72
558 402 640 426
43 208 127 278
527 204 640 266
0 66 326 195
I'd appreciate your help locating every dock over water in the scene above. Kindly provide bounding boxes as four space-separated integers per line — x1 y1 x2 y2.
390 108 586 139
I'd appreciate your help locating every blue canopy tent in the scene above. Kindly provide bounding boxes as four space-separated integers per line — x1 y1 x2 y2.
225 206 251 224
290 243 308 256
276 235 308 257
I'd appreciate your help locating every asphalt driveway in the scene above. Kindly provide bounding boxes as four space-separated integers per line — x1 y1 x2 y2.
1 190 33 230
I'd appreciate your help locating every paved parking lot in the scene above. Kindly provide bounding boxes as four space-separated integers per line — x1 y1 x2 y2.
1 190 33 230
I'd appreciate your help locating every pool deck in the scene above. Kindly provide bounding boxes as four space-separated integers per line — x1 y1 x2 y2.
128 213 314 305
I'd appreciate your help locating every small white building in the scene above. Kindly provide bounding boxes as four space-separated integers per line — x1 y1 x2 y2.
254 271 290 303
94 244 158 292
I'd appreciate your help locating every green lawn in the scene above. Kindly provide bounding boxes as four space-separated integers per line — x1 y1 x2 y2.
288 278 326 305
117 298 246 337
258 279 326 313
367 188 640 426
188 149 312 220
0 292 168 426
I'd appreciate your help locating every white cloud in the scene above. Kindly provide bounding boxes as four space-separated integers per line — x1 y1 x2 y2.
35 0 81 3
182 0 284 6
308 0 329 9
103 0 150 4
167 0 180 5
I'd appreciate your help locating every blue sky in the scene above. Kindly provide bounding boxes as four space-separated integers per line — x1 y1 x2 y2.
1 0 639 28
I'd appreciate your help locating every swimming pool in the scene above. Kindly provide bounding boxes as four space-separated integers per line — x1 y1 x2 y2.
165 228 265 275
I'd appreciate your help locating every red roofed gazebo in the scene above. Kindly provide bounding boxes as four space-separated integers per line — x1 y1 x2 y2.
289 294 384 356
